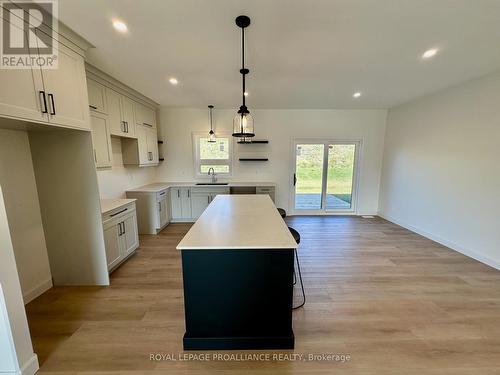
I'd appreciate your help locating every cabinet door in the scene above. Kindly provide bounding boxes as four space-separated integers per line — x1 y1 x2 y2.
106 88 126 136
87 79 107 114
90 113 112 168
191 192 210 219
0 20 48 123
181 189 192 219
41 42 90 130
158 197 168 228
135 102 156 128
103 221 122 271
136 124 150 165
120 95 136 137
170 189 182 219
146 126 159 164
122 213 139 257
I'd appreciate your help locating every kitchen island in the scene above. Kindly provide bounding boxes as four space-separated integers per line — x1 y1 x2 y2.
177 194 297 350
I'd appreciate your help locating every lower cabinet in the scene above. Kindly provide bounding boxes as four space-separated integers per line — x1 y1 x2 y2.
102 202 139 272
170 188 192 221
125 188 170 234
190 187 230 219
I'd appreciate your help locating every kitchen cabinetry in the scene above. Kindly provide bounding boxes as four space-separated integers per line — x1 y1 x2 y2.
87 78 107 114
170 188 192 221
0 21 89 130
126 188 170 235
106 88 136 138
122 124 158 167
191 187 230 219
134 102 156 128
256 186 276 203
101 201 139 272
90 112 112 168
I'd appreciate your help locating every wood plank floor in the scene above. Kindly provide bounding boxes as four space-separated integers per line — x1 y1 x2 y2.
26 216 500 374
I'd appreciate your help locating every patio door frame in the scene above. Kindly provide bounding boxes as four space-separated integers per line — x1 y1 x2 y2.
289 138 362 216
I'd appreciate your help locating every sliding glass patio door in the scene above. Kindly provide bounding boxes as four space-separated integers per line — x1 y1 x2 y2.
292 140 360 214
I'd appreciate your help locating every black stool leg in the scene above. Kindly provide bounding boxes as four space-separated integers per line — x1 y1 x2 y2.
293 248 306 309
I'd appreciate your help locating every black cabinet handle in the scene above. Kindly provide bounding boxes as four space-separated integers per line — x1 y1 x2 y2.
89 105 98 110
121 121 125 132
293 173 297 186
118 222 122 236
188 190 190 198
159 202 161 212
208 196 210 204
48 93 56 115
110 208 128 217
160 191 166 196
143 122 153 127
122 221 126 234
125 122 129 133
177 190 180 198
39 91 48 114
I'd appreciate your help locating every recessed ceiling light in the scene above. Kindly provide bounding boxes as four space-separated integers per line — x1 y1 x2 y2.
353 92 362 98
112 20 128 33
244 91 249 97
422 48 438 59
169 77 178 85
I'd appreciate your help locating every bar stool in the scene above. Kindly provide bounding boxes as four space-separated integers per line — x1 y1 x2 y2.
277 208 287 218
288 226 305 309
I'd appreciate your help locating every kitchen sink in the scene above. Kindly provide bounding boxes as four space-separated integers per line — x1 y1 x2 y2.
195 183 229 186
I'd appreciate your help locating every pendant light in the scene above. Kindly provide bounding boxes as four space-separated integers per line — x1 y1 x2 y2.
232 15 255 138
207 105 216 143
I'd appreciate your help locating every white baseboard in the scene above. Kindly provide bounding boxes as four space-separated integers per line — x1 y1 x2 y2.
378 212 500 271
22 279 52 305
17 353 39 375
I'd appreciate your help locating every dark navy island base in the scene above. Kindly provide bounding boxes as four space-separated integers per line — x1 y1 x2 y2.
181 248 295 350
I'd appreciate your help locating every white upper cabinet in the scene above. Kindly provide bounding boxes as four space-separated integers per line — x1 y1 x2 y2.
120 95 136 137
90 112 112 169
40 42 90 130
122 124 158 167
106 88 136 138
134 102 156 129
0 16 90 130
87 78 107 114
0 21 47 124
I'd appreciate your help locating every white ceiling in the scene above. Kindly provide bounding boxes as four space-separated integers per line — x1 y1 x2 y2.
58 0 500 109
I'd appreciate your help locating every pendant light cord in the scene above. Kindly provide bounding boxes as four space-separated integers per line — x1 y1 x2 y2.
241 26 246 107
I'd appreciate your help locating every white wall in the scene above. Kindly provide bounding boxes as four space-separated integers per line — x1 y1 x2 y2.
0 129 52 304
0 186 38 375
158 108 387 214
96 137 157 199
379 71 500 269
30 129 110 286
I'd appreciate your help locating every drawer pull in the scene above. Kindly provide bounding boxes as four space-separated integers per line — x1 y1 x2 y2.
110 208 128 217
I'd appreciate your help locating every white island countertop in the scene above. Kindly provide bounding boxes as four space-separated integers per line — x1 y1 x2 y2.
177 195 297 250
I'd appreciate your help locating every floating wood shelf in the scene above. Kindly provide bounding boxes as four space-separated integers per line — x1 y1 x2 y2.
239 158 269 162
237 140 269 144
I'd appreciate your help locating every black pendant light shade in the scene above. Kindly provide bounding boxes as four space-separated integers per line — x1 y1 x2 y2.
207 105 216 142
232 15 255 138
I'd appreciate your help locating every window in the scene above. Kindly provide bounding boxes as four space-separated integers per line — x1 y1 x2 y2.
193 133 232 176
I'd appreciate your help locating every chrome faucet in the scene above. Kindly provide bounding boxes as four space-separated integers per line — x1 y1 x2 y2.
207 167 217 183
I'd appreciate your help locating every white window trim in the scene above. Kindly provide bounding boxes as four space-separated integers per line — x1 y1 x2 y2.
192 132 233 178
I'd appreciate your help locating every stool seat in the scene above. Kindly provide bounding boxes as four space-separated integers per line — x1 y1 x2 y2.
277 208 287 218
288 226 300 244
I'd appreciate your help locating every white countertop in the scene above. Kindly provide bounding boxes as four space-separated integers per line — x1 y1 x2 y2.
176 195 297 250
100 199 136 215
126 181 276 193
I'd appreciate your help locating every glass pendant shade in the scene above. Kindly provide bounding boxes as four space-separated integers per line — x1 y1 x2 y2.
232 112 255 138
208 129 216 143
207 105 216 142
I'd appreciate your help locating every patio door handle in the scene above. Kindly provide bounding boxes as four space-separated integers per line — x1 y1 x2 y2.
293 173 297 186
